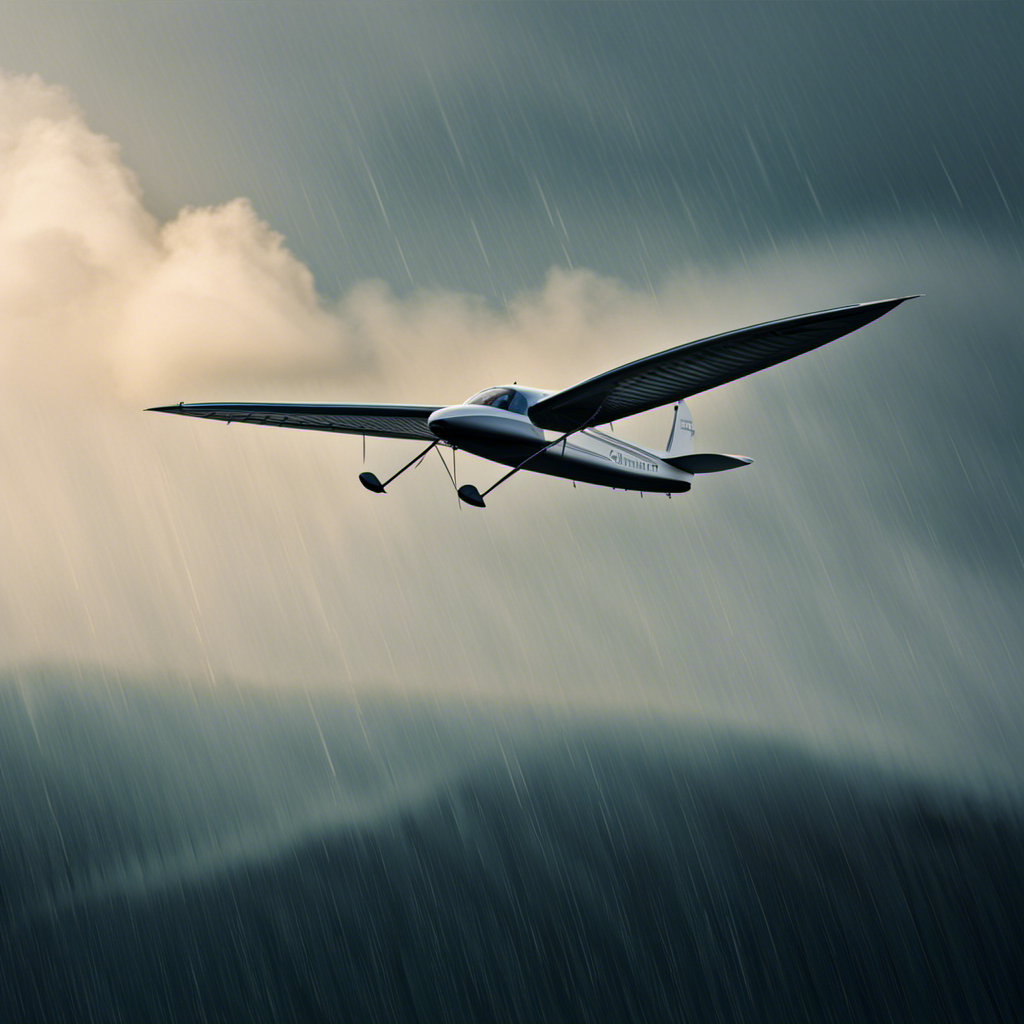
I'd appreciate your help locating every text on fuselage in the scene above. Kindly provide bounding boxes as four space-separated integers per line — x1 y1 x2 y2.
609 449 659 473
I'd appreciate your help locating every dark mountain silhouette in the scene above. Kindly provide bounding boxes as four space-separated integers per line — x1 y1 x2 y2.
2 673 1021 1023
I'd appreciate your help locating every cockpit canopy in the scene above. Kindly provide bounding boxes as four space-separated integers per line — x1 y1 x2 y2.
465 387 529 415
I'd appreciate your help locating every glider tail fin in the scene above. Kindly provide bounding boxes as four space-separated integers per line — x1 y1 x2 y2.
663 399 753 474
665 400 695 458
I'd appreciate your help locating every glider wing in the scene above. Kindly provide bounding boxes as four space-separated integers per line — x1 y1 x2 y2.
148 402 442 441
528 296 917 431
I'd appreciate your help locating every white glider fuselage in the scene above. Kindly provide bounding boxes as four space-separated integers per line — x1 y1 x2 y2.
427 388 694 494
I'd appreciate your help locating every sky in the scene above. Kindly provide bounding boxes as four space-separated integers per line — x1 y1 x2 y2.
1 3 1022 787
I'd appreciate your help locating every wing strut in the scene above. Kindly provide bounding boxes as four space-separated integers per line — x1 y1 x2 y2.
359 440 438 494
457 419 593 508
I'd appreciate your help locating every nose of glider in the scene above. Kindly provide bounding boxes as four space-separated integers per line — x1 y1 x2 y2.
427 406 471 442
429 403 542 448
427 407 453 440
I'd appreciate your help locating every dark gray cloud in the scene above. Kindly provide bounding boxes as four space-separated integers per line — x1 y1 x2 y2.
4 4 1022 298
354 4 1024 273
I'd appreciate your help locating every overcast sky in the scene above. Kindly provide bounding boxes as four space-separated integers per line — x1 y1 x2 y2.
1 3 1022 787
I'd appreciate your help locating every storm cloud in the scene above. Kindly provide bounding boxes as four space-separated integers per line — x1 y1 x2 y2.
1 4 1022 791
3 10 1024 1020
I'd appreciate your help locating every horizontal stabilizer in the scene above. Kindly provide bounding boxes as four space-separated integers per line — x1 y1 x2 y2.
665 453 753 474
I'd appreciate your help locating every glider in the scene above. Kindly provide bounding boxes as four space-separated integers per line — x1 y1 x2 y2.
150 296 916 507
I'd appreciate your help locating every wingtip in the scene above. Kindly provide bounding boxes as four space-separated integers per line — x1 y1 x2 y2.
874 294 922 307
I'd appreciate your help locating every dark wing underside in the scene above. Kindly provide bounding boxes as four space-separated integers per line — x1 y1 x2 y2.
147 403 441 441
529 297 917 431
